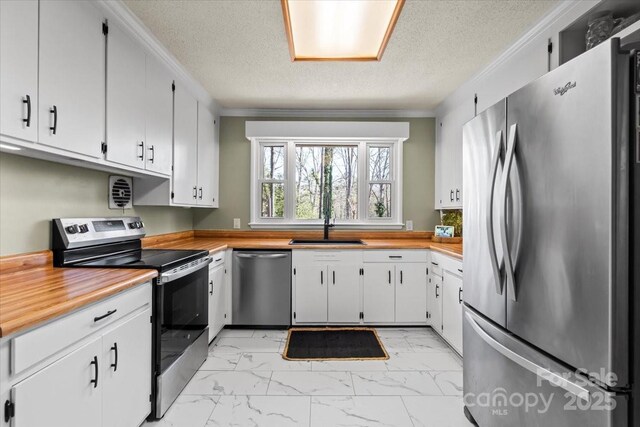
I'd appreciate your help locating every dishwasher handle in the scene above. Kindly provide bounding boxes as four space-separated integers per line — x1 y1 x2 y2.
235 253 289 259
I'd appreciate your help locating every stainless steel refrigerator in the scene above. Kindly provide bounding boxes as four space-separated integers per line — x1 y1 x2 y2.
462 38 639 426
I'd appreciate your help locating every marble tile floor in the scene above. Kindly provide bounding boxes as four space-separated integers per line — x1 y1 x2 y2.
144 327 474 427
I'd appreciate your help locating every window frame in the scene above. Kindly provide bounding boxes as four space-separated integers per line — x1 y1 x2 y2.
250 137 404 228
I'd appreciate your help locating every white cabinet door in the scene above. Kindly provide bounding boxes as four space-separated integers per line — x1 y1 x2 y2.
197 104 216 206
209 264 226 342
363 264 395 323
442 271 463 353
106 22 146 168
172 83 198 205
0 0 38 143
145 55 174 175
11 336 102 427
294 264 327 323
395 263 427 323
102 308 152 427
39 0 104 158
328 264 361 323
429 274 443 334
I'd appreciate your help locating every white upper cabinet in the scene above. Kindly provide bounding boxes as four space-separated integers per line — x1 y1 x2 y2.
0 0 38 143
106 22 146 168
435 100 473 209
197 104 218 206
172 83 199 205
145 54 174 176
39 0 105 158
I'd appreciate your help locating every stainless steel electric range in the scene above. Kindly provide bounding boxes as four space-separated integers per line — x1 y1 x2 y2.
52 217 211 419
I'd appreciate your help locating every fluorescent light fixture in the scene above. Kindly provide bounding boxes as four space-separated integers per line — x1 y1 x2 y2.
281 0 405 61
0 143 21 151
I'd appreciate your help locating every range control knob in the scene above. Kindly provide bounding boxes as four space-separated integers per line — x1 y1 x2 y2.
65 224 79 234
128 222 137 229
78 224 89 233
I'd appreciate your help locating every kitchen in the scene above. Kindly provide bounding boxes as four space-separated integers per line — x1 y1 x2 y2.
0 0 638 426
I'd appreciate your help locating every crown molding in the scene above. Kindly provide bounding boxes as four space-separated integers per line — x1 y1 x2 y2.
435 0 599 114
221 108 435 118
96 0 220 115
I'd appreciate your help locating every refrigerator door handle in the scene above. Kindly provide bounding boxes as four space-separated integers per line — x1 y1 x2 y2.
487 130 505 295
465 311 591 402
500 123 518 301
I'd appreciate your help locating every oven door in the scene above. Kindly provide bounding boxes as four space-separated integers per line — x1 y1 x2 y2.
156 260 209 373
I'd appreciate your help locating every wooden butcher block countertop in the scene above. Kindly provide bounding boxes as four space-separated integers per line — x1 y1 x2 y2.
0 251 157 338
144 230 463 259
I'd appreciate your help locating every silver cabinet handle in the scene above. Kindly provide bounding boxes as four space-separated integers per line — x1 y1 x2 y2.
199 187 203 199
137 141 144 160
487 130 505 295
148 145 155 163
209 280 213 295
193 186 198 199
235 253 288 259
465 311 591 401
500 123 518 301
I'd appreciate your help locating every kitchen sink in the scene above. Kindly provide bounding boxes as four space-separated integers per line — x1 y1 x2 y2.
289 239 366 245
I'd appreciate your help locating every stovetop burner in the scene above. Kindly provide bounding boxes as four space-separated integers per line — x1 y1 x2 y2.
76 249 209 272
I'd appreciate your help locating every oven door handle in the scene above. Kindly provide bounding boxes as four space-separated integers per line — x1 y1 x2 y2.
159 257 212 284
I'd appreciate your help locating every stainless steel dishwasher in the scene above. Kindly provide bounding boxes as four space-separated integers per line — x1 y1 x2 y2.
232 250 291 326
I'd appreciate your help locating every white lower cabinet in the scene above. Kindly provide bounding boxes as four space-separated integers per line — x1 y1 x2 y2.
442 270 464 354
11 336 103 427
395 264 428 323
102 308 152 427
208 254 227 342
1 283 152 427
292 250 430 326
362 264 395 323
294 263 328 323
427 272 443 333
327 264 361 323
428 252 463 355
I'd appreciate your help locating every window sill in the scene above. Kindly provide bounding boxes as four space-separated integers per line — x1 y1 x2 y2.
248 222 405 230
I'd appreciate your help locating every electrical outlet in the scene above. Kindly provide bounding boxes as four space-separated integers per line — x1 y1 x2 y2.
405 220 413 231
233 218 241 229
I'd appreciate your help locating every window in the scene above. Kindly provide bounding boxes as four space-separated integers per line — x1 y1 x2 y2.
251 138 403 228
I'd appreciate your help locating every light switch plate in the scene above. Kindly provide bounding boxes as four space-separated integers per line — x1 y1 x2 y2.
233 218 241 229
405 220 413 231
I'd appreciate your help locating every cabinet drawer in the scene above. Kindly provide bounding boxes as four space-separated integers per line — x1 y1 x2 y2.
293 250 363 265
430 252 443 277
363 250 427 263
210 250 225 268
11 282 152 375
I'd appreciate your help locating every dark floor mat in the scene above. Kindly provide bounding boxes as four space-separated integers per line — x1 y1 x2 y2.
283 327 389 360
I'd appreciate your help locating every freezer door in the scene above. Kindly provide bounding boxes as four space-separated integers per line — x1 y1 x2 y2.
463 307 628 427
503 39 631 387
462 100 507 326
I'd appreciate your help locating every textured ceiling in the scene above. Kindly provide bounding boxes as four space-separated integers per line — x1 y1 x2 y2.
124 0 558 111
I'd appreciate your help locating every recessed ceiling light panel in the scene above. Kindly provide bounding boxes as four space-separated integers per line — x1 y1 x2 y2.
281 0 405 61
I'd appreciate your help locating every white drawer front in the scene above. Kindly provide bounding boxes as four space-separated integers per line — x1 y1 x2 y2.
293 250 363 265
363 250 428 263
11 282 152 375
430 252 444 277
210 250 225 268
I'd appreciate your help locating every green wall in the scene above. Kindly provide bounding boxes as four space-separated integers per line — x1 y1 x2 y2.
193 116 439 231
0 153 193 256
